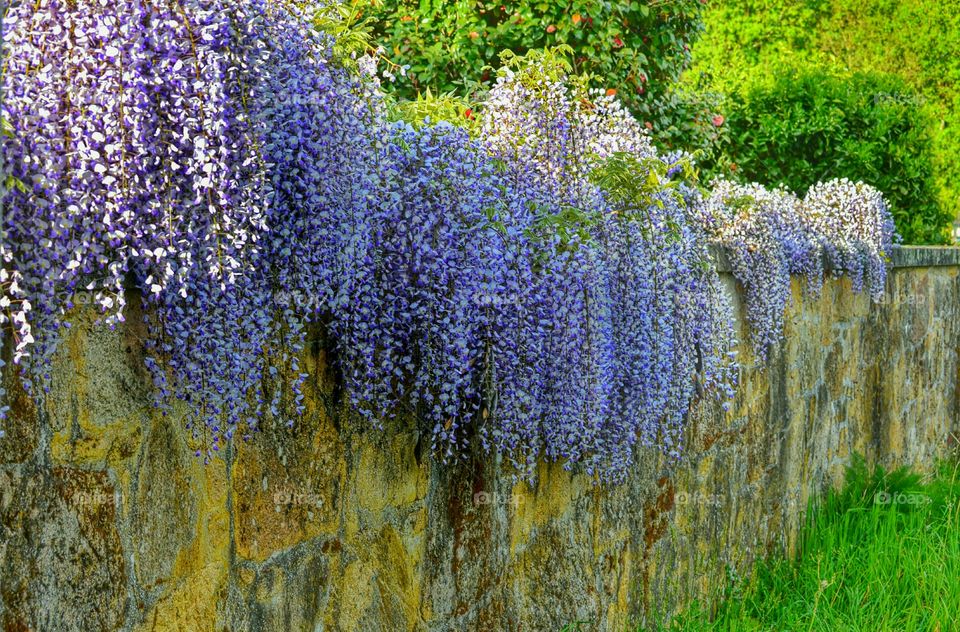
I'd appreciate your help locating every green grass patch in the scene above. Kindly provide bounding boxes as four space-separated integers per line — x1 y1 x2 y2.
658 456 960 631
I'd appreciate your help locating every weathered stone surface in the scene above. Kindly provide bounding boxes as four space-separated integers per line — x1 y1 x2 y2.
1 465 127 631
2 249 958 631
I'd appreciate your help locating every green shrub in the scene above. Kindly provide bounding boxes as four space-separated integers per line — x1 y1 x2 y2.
689 0 960 229
361 0 705 112
702 65 949 244
635 77 728 157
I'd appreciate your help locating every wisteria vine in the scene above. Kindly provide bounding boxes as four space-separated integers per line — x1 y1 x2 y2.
698 178 897 360
1 1 896 480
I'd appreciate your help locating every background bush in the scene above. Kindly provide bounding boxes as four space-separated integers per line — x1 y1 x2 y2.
361 0 705 113
688 0 959 243
701 65 948 245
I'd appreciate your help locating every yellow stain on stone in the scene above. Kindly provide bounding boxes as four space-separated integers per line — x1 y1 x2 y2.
589 489 606 560
227 372 349 562
231 456 339 561
371 523 422 630
355 434 421 515
608 543 632 626
50 418 143 467
338 559 376 630
137 455 231 632
136 561 227 632
508 460 586 555
695 452 716 483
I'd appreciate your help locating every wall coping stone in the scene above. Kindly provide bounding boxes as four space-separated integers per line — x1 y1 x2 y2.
710 245 960 273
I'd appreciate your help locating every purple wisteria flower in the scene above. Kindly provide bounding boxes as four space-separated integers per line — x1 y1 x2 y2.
698 178 897 360
0 3 895 482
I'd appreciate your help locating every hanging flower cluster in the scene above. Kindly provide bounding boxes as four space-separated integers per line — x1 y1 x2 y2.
1 0 381 456
2 0 269 390
0 2 892 481
329 104 738 479
331 121 503 457
801 178 897 300
462 57 737 478
698 178 897 360
140 1 384 455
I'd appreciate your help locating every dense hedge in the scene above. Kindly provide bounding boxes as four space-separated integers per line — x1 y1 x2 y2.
689 0 959 243
701 66 948 245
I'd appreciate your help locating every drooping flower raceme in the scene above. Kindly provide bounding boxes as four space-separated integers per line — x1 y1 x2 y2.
0 250 30 428
698 181 818 360
139 1 385 456
330 121 502 458
0 0 380 457
801 178 897 301
1 0 270 393
697 178 897 360
475 59 739 479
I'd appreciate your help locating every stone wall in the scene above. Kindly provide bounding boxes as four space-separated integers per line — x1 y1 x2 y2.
2 247 959 632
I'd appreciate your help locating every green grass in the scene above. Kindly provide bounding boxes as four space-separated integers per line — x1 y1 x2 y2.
657 456 960 631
